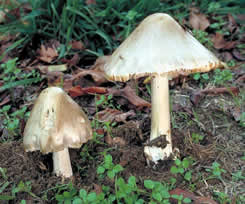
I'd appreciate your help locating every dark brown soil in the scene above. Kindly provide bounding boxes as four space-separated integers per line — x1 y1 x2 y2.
1 100 244 203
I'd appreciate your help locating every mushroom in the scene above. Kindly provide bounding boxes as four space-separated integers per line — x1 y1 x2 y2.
98 13 225 164
23 87 92 178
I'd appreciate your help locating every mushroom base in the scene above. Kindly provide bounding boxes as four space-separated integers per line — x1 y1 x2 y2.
53 148 73 178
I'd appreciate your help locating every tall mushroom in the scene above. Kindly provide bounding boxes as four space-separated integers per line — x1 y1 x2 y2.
23 87 92 178
98 13 225 164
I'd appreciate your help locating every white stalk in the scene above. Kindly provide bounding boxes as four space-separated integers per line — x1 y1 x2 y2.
53 148 73 178
144 74 173 163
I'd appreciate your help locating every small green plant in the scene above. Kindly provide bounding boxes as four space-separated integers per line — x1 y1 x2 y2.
192 29 213 49
0 58 42 92
115 176 144 204
192 72 210 86
11 181 38 200
213 191 231 204
144 180 170 203
171 194 192 204
205 162 226 181
191 133 204 144
0 105 29 140
213 69 233 85
170 157 194 182
231 170 245 182
238 112 245 127
97 154 123 180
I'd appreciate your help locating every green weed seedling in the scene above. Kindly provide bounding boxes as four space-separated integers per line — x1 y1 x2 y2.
205 162 226 181
55 182 78 204
171 194 192 204
238 112 245 128
0 58 42 92
144 180 170 204
170 157 194 182
115 176 144 204
192 72 210 88
232 170 245 182
11 181 38 200
0 105 29 140
191 133 204 144
192 29 213 49
213 69 232 85
213 191 231 204
97 154 123 180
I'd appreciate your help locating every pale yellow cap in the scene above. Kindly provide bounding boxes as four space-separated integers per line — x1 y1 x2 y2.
23 87 92 154
100 13 224 82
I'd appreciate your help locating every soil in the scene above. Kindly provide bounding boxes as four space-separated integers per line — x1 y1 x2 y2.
0 75 244 203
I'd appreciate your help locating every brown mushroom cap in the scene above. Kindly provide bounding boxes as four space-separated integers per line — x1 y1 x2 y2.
100 13 224 82
23 87 92 154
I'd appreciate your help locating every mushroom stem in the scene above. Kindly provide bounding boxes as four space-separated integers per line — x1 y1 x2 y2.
144 74 173 163
53 148 73 178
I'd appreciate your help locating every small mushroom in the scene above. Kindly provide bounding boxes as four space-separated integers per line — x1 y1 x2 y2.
23 87 92 178
98 13 225 164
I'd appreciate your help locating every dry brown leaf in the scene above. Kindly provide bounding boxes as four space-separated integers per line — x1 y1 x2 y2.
70 41 85 50
191 87 239 105
96 108 135 122
68 85 150 108
72 68 108 85
212 33 236 50
104 133 113 145
112 137 127 147
61 53 80 67
227 14 238 33
232 49 245 61
38 45 58 63
0 95 10 107
170 188 218 204
116 85 151 108
93 183 102 195
91 55 111 70
189 8 210 31
68 86 108 97
86 0 96 5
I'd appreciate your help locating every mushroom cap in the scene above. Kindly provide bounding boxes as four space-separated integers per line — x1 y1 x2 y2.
23 87 92 154
100 13 224 82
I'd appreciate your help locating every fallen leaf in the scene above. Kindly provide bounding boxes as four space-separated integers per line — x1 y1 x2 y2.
91 55 111 70
227 14 238 33
86 0 96 5
191 87 239 105
232 49 245 61
68 85 151 108
70 41 85 50
96 108 135 122
72 68 108 85
95 128 104 135
93 184 102 195
189 8 210 31
212 33 236 50
68 86 108 97
230 106 242 121
114 85 151 108
38 44 58 63
170 188 218 204
235 74 245 83
0 95 10 107
104 133 113 145
62 53 80 67
112 137 127 147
